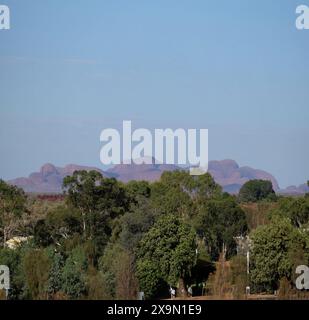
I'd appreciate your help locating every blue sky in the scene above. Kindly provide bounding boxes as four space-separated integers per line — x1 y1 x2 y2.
0 0 308 188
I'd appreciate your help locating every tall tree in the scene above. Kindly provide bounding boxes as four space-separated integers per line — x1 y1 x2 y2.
23 249 51 299
63 171 128 248
193 195 248 260
0 180 27 246
136 214 197 298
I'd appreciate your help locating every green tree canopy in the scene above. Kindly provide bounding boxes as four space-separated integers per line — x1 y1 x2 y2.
136 214 197 298
0 180 27 245
34 205 82 247
125 180 151 204
61 245 88 299
118 197 158 253
193 195 248 260
250 217 309 292
63 170 128 251
268 196 309 228
150 171 221 219
239 179 276 203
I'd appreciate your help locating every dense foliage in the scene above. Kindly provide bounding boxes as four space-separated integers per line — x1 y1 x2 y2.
136 214 196 298
0 174 308 299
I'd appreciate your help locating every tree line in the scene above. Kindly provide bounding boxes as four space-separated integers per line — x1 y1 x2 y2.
0 173 308 299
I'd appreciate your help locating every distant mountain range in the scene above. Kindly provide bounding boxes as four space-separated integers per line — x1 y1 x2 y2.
8 163 107 194
7 159 308 195
277 183 309 195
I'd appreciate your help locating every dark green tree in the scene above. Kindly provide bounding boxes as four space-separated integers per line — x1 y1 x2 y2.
63 170 128 252
271 197 309 228
61 246 88 299
136 214 197 298
118 196 158 252
239 179 276 202
0 180 27 246
193 196 248 260
250 217 309 292
0 247 24 299
47 250 65 298
150 171 221 220
34 205 82 247
125 180 151 205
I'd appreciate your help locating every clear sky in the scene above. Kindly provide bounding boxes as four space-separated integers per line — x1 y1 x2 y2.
0 0 308 188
